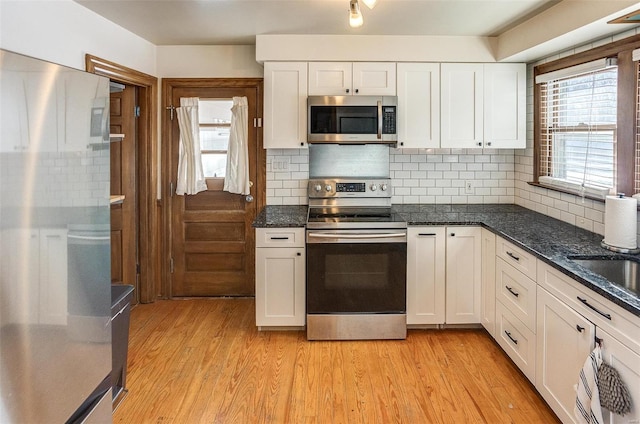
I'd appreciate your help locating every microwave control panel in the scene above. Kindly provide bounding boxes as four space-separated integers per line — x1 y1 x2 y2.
382 107 396 134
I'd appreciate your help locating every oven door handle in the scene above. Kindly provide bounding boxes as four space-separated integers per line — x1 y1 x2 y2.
307 232 406 240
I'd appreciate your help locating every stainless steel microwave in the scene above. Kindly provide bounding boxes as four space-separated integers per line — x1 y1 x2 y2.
307 96 397 144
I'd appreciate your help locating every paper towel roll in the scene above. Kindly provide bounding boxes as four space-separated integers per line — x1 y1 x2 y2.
603 195 638 250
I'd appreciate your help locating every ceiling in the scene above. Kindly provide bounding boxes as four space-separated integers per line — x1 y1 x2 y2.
75 0 564 46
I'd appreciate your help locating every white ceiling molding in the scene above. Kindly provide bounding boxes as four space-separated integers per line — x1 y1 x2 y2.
496 0 640 62
256 35 497 63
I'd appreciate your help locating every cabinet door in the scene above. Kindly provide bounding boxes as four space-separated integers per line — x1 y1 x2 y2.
445 226 481 324
483 63 526 149
406 227 445 325
480 228 496 337
597 328 640 424
396 63 440 148
264 62 308 148
352 62 396 95
536 286 595 424
308 62 352 95
255 247 305 327
39 228 68 325
441 63 483 149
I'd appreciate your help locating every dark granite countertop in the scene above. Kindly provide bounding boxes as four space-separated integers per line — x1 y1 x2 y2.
253 204 640 317
252 205 308 228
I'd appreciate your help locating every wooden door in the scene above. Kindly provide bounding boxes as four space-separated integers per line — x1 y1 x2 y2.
165 80 263 297
110 85 139 304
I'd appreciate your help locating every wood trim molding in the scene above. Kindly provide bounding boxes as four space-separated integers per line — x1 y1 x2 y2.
535 34 640 75
161 78 265 299
86 54 160 304
532 35 640 197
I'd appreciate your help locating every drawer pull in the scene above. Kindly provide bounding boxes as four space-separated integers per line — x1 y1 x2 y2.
296 252 301 256
576 325 584 333
418 233 437 236
270 236 289 240
505 286 520 298
506 251 520 261
504 330 518 345
577 297 612 320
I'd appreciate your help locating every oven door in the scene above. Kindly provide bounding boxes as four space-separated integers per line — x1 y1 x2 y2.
306 229 407 315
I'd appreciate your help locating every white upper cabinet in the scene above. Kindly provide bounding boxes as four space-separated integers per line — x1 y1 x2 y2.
308 62 396 96
396 63 440 149
483 63 526 149
441 63 484 149
263 62 308 149
441 63 525 149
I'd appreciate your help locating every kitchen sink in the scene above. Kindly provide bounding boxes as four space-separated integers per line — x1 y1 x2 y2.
570 258 640 296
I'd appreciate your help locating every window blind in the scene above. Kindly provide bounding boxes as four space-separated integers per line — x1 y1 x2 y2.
539 67 618 198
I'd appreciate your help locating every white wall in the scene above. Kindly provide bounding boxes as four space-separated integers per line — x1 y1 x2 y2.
515 27 640 245
157 46 263 78
0 0 156 75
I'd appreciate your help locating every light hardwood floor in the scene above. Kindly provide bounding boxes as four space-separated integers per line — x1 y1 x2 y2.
114 299 560 423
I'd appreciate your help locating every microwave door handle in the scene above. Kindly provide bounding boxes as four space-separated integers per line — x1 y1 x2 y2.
377 100 382 140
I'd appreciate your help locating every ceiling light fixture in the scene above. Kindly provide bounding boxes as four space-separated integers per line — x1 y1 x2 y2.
362 0 377 9
349 0 363 28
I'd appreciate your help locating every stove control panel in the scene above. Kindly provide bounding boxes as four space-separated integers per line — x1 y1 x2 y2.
308 179 392 199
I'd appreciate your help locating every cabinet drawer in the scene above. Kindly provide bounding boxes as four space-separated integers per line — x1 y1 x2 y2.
496 237 536 280
537 261 640 356
256 228 305 248
495 300 536 384
496 257 537 333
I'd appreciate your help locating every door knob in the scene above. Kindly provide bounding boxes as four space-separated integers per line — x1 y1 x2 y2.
245 194 254 203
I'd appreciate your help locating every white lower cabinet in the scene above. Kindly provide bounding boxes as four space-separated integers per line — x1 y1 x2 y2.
406 227 446 325
445 227 481 324
480 228 496 336
596 327 640 424
496 299 537 382
407 226 480 325
255 228 305 327
536 286 595 423
536 261 640 424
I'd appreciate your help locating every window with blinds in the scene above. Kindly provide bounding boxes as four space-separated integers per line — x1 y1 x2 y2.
538 66 618 198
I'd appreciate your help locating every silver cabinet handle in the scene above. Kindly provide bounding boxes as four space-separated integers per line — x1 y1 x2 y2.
245 194 254 203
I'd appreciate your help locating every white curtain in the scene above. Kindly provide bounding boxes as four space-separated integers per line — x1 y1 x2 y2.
176 97 207 195
224 96 250 195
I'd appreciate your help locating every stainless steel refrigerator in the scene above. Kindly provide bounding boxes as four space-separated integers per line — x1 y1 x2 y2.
0 49 112 423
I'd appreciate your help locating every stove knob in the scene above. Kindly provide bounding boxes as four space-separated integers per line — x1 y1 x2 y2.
380 184 388 191
370 184 378 191
314 184 322 192
325 185 332 192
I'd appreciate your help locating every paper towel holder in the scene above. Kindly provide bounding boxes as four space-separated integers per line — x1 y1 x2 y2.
601 241 640 254
601 193 640 254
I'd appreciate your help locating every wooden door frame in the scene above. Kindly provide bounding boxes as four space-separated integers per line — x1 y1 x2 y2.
86 54 159 304
161 78 265 298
